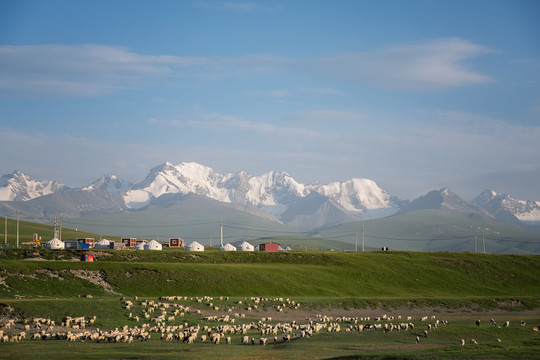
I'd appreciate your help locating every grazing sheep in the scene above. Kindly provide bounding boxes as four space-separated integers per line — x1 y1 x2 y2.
496 338 502 343
415 336 420 344
475 320 481 327
470 339 478 345
520 321 526 326
226 336 231 344
424 330 428 338
241 335 249 344
460 339 465 346
504 321 509 327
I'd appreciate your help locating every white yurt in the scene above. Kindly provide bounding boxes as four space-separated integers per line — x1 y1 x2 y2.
219 243 236 251
144 240 163 251
44 238 64 250
94 239 111 249
236 241 254 251
134 242 146 251
185 241 204 252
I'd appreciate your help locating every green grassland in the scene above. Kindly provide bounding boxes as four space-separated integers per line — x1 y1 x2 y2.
1 249 539 299
1 241 539 358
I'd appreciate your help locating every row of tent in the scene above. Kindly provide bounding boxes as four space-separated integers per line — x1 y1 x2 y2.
220 241 291 252
43 238 164 251
42 239 291 252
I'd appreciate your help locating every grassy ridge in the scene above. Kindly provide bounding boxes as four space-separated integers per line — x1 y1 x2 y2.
1 250 539 302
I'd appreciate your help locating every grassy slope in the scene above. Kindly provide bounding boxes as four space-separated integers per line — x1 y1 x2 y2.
1 250 539 360
1 250 539 301
317 210 540 253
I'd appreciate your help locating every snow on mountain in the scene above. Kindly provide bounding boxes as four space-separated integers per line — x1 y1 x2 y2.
471 189 540 223
82 174 133 194
0 170 68 201
124 162 232 208
122 162 394 221
1 162 399 227
315 178 394 213
225 170 308 208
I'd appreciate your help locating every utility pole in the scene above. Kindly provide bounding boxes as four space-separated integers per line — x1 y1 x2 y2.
362 224 365 252
53 216 62 240
220 219 223 247
482 230 486 254
4 216 7 246
474 235 477 253
16 210 19 249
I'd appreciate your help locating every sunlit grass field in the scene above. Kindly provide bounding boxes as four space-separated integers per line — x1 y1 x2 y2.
0 249 539 359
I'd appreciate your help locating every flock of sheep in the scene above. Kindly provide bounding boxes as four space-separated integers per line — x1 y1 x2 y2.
0 295 538 348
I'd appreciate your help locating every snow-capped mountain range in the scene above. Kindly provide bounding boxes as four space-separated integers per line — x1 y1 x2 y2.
471 189 540 225
122 162 396 219
82 174 133 194
0 170 68 201
1 162 539 229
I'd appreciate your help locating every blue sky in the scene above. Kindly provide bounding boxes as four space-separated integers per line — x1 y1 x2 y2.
1 0 539 200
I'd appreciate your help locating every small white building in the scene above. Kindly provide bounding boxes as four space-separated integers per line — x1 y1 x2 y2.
236 241 254 251
94 239 111 249
44 238 65 250
220 243 236 251
185 241 204 252
134 242 146 251
144 239 163 251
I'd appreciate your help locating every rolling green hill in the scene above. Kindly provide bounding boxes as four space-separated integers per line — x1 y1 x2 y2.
315 210 540 254
1 249 539 305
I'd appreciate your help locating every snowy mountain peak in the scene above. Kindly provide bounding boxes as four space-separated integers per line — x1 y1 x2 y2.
121 162 396 221
124 161 232 208
317 178 392 212
0 170 68 201
82 174 133 194
472 189 540 223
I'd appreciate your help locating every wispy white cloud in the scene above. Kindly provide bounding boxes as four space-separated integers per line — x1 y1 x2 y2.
308 38 495 90
0 44 203 96
0 38 495 97
195 1 283 13
149 112 321 137
244 89 290 97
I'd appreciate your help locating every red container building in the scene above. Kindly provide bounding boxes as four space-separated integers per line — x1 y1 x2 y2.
259 242 280 252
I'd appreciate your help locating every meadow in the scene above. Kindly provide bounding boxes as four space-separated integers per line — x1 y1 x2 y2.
0 248 539 359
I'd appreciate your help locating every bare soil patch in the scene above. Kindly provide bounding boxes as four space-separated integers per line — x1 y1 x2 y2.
69 269 120 295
